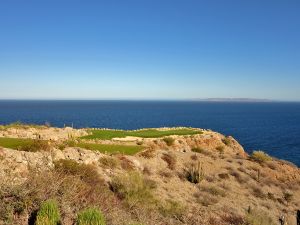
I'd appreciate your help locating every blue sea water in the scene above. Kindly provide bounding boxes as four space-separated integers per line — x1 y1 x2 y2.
0 100 299 166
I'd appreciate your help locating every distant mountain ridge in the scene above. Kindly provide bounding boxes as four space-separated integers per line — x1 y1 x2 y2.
193 98 275 102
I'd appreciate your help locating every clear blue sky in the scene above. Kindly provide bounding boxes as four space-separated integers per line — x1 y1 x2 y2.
0 0 299 100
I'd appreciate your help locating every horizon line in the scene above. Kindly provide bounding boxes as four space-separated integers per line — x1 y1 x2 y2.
0 98 299 103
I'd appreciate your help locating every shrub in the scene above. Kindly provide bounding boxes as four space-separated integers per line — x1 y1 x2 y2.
245 209 276 225
252 186 266 199
161 152 176 170
251 151 272 163
283 192 293 203
99 156 119 169
163 137 175 146
190 154 198 161
191 147 206 154
222 137 231 146
35 199 60 225
54 159 104 187
119 156 135 170
184 162 204 184
20 140 51 152
0 185 26 224
139 149 155 158
110 172 156 208
159 200 184 218
200 185 226 197
216 146 225 153
218 173 230 179
76 207 106 225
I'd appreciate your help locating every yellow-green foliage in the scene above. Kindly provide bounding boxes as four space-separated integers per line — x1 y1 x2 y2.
251 151 272 163
76 207 106 225
163 137 175 146
35 199 60 225
110 172 156 208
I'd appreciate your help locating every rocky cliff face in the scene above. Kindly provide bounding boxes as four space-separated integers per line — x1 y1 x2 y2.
0 128 299 225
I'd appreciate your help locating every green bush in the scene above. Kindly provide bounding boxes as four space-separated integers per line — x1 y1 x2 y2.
251 151 272 163
35 199 60 225
163 137 175 146
76 207 106 225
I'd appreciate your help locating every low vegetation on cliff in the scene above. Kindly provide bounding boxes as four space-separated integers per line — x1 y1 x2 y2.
0 125 299 225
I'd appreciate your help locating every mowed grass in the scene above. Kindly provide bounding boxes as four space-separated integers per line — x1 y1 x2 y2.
76 142 143 155
0 137 34 149
81 128 202 140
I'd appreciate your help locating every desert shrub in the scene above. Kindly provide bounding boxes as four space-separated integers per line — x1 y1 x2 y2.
139 149 155 158
136 140 143 146
99 156 119 169
163 137 175 146
35 199 60 225
220 213 245 225
20 140 51 152
218 173 230 179
159 170 173 178
251 186 266 199
283 192 293 203
118 156 135 170
184 162 205 184
191 147 204 153
161 152 176 170
200 185 226 197
76 207 106 225
195 193 219 207
222 137 231 146
216 146 225 153
54 159 104 187
237 167 247 173
190 154 198 161
245 209 276 225
110 172 156 208
0 185 27 224
142 166 152 175
251 151 272 163
230 171 249 184
159 200 184 218
266 161 278 170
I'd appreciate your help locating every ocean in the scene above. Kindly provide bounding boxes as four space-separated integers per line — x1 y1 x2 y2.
0 100 299 166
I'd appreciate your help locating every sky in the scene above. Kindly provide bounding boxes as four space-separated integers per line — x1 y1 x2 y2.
0 0 299 101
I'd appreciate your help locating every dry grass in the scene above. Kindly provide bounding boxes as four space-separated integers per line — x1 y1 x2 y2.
161 152 177 170
99 156 119 169
139 149 156 158
251 151 272 163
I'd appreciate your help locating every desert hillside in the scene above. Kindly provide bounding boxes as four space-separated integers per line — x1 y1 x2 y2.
0 124 299 225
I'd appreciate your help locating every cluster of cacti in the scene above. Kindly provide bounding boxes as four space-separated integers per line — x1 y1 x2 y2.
35 200 106 225
185 161 205 184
